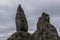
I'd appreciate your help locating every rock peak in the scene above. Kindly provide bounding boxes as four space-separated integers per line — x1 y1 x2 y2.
15 4 28 32
32 12 59 40
42 12 49 17
42 12 50 23
17 4 23 12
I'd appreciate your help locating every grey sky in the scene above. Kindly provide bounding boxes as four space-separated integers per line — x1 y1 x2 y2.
0 0 60 40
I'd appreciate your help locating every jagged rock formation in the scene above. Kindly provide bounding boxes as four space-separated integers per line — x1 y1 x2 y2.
7 5 31 40
15 5 28 32
32 12 59 40
8 4 60 40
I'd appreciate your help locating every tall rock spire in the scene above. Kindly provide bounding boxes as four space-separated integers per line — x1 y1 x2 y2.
7 4 31 40
15 4 28 32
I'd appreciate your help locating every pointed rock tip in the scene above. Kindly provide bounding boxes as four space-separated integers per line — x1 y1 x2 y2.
17 4 23 11
18 4 22 8
42 12 49 17
41 12 50 23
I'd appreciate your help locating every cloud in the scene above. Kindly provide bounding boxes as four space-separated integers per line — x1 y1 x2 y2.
50 16 60 36
0 32 14 40
0 0 19 40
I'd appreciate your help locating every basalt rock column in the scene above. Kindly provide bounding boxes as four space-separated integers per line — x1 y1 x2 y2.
16 5 28 32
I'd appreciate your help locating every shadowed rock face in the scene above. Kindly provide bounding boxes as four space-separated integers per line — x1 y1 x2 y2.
32 12 59 40
58 37 60 40
15 5 28 32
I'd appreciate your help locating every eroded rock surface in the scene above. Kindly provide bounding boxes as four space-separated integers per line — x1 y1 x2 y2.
15 5 28 32
8 4 60 40
32 12 59 40
7 4 30 40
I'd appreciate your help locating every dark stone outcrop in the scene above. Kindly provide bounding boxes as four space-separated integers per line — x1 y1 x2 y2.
15 5 28 32
8 4 60 40
8 31 31 40
7 4 30 40
32 12 59 40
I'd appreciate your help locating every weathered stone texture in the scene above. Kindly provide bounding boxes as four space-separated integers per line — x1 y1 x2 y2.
8 31 31 40
15 5 28 32
32 12 59 40
7 4 29 40
8 4 60 40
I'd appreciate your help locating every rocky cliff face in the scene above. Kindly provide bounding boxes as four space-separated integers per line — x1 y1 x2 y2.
7 4 60 40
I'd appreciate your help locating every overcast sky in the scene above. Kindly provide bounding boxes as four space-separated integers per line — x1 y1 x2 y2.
0 0 60 40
